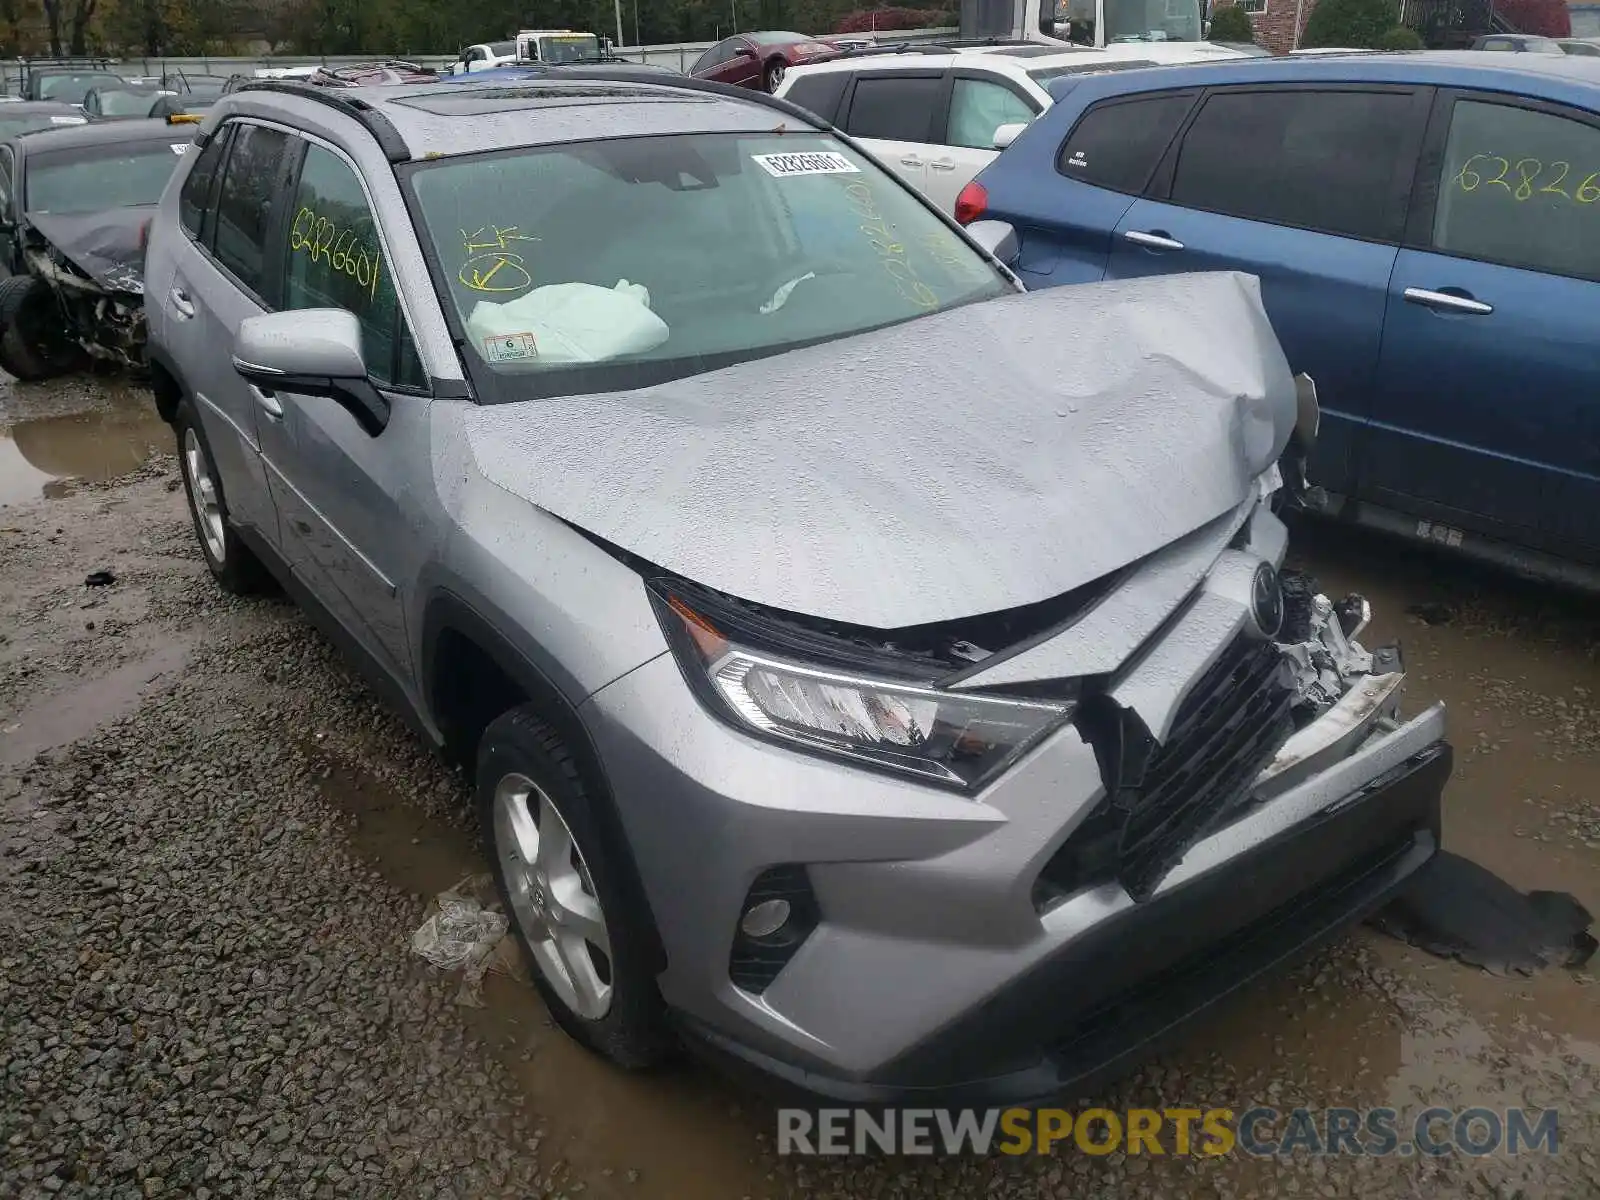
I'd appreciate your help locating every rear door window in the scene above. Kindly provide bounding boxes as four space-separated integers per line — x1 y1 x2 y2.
212 122 293 300
843 74 943 143
1428 96 1600 281
1167 88 1421 241
1056 90 1195 193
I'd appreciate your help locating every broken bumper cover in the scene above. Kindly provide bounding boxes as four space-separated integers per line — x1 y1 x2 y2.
674 730 1449 1108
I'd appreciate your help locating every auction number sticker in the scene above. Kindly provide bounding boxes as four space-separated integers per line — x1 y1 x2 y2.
49 115 87 125
752 151 861 178
171 143 190 155
483 332 539 363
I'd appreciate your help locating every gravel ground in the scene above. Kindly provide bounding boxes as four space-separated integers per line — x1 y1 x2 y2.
2 379 1597 1200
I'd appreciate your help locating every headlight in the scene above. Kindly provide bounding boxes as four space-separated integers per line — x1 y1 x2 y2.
655 590 1074 791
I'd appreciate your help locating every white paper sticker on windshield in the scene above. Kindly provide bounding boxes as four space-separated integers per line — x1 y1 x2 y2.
752 151 860 178
171 143 190 155
49 115 87 125
483 332 539 363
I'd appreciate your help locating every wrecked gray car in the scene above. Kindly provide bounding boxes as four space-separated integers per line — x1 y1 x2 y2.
144 76 1452 1105
0 116 194 380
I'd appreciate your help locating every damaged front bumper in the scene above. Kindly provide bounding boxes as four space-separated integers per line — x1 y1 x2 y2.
586 496 1450 1108
23 244 147 369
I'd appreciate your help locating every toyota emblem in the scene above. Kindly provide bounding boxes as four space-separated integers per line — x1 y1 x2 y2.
1251 564 1285 639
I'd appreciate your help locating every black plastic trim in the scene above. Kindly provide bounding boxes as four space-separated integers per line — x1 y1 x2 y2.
234 80 413 163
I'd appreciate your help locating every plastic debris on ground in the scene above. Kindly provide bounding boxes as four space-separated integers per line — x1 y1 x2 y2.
410 873 519 1006
1369 851 1597 975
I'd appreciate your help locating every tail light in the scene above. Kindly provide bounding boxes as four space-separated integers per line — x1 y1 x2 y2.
954 180 988 226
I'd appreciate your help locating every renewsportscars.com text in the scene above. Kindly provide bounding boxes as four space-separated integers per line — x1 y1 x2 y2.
777 1106 1561 1157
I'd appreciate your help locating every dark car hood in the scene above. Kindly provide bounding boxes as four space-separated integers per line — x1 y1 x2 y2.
25 205 154 294
460 270 1298 629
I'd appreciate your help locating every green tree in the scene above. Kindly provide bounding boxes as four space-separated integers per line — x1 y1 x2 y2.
1300 0 1400 48
1375 23 1422 48
1207 2 1254 42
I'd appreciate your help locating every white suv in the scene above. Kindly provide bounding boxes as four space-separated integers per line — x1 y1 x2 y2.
774 45 1165 213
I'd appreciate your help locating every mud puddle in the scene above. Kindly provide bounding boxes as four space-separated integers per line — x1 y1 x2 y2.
307 749 780 1200
0 394 169 507
0 639 192 767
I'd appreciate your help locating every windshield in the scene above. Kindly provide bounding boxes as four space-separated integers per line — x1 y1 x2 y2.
405 131 1009 399
26 140 186 213
537 34 601 61
36 72 118 103
1060 0 1201 43
0 113 85 138
96 90 158 116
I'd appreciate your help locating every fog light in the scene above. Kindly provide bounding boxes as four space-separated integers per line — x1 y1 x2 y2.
740 898 791 939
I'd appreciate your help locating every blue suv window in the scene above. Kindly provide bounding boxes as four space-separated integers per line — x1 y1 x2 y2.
1168 89 1416 242
1431 98 1600 281
1056 91 1195 193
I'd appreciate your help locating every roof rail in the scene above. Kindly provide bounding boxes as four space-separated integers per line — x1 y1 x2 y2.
233 79 413 162
921 36 1037 46
234 70 833 162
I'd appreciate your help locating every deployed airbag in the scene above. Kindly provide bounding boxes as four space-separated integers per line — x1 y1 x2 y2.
464 278 668 368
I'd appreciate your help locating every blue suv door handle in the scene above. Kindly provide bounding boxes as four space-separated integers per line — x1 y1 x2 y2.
1123 229 1185 252
1403 286 1494 316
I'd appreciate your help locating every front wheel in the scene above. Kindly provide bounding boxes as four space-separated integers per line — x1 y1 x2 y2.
763 59 785 92
0 275 85 381
479 706 670 1068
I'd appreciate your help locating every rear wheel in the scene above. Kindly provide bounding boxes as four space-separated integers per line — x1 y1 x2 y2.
173 397 272 594
763 58 786 92
0 275 85 382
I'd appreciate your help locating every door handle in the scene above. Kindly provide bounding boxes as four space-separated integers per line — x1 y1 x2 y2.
1123 230 1185 252
930 157 957 171
168 286 195 319
1403 287 1493 316
248 383 284 420
900 154 924 167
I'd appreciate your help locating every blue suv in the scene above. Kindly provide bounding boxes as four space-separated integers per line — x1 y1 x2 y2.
962 51 1600 589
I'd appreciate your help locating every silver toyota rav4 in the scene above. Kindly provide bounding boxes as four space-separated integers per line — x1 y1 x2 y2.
143 73 1452 1104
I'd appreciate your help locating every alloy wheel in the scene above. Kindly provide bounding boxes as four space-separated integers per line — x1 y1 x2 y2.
494 771 614 1019
183 426 226 564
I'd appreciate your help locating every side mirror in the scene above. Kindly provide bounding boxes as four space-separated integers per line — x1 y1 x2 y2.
966 219 1019 266
991 122 1028 151
232 309 390 436
734 44 757 57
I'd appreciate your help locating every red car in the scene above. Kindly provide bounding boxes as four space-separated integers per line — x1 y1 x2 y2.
689 31 841 93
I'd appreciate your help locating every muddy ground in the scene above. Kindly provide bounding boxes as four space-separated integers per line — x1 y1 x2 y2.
2 378 1597 1200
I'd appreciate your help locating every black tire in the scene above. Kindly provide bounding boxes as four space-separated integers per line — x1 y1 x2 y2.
763 58 786 92
172 397 273 595
478 706 671 1069
0 275 85 381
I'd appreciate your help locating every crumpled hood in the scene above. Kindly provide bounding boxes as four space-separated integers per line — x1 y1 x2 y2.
461 270 1297 629
24 205 154 295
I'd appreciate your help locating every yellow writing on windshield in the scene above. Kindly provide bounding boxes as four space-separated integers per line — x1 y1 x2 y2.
843 182 938 310
458 225 538 293
1454 153 1600 203
289 206 381 301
